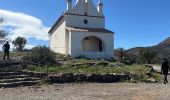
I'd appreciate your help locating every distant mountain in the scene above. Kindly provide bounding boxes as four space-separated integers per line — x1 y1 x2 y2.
126 37 170 63
156 37 170 47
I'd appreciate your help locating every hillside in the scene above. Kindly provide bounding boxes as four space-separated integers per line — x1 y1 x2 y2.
157 37 170 47
126 37 170 63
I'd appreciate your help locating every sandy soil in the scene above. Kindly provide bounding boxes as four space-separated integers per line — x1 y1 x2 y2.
0 79 170 100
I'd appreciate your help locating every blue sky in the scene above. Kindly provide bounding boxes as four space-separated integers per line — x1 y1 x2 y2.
0 0 170 50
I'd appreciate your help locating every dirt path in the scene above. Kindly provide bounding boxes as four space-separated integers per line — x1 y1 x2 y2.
1 77 170 100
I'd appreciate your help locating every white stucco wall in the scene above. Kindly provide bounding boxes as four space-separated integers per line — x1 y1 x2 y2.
65 30 71 55
70 31 114 59
65 14 105 28
50 18 66 54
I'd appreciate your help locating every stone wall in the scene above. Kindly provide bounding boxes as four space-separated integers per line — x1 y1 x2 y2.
48 73 131 83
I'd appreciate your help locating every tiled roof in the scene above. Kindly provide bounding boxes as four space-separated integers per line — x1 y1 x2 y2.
66 27 114 33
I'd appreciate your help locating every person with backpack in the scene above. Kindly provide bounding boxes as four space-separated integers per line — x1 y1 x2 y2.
161 58 170 84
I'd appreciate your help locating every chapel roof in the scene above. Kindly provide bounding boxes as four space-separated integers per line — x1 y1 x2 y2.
48 15 64 33
66 27 114 33
70 0 100 16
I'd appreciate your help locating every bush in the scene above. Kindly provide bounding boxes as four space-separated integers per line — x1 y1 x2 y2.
55 53 71 61
22 46 57 65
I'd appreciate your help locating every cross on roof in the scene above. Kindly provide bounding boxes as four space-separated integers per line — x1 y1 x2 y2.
0 17 4 23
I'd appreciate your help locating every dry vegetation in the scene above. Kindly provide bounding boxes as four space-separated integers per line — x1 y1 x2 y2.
0 51 162 82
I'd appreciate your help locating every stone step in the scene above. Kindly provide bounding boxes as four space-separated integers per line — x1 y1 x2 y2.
0 81 39 88
0 77 40 83
0 72 22 76
0 60 20 67
0 75 29 79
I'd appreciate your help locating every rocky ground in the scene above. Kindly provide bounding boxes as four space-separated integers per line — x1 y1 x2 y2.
0 78 170 100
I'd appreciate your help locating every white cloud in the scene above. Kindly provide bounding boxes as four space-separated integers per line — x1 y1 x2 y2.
24 44 36 49
0 9 50 41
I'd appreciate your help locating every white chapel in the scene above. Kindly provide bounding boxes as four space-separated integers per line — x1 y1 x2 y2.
49 0 114 59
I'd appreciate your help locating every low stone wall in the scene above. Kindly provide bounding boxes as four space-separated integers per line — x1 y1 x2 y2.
70 62 109 67
47 73 131 83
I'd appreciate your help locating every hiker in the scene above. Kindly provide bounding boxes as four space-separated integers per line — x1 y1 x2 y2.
2 41 10 60
161 58 170 84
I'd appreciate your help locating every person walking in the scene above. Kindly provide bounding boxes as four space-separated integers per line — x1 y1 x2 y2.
161 58 170 84
2 41 10 60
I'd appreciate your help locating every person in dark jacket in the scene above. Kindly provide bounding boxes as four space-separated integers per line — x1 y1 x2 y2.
161 58 170 84
2 41 10 60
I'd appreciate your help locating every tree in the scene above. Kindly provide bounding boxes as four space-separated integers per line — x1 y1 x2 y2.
139 49 145 64
0 17 8 44
139 48 157 64
12 36 27 51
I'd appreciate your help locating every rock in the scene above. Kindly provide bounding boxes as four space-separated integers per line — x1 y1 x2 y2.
55 88 60 91
40 89 44 91
102 74 115 82
87 73 102 82
48 74 60 83
59 73 75 83
147 78 156 83
48 73 75 83
74 74 87 82
97 62 109 66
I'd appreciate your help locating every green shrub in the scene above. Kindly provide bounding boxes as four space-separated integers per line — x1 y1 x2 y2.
22 46 57 65
55 53 71 61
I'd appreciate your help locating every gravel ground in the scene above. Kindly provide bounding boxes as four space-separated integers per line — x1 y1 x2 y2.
0 77 170 100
